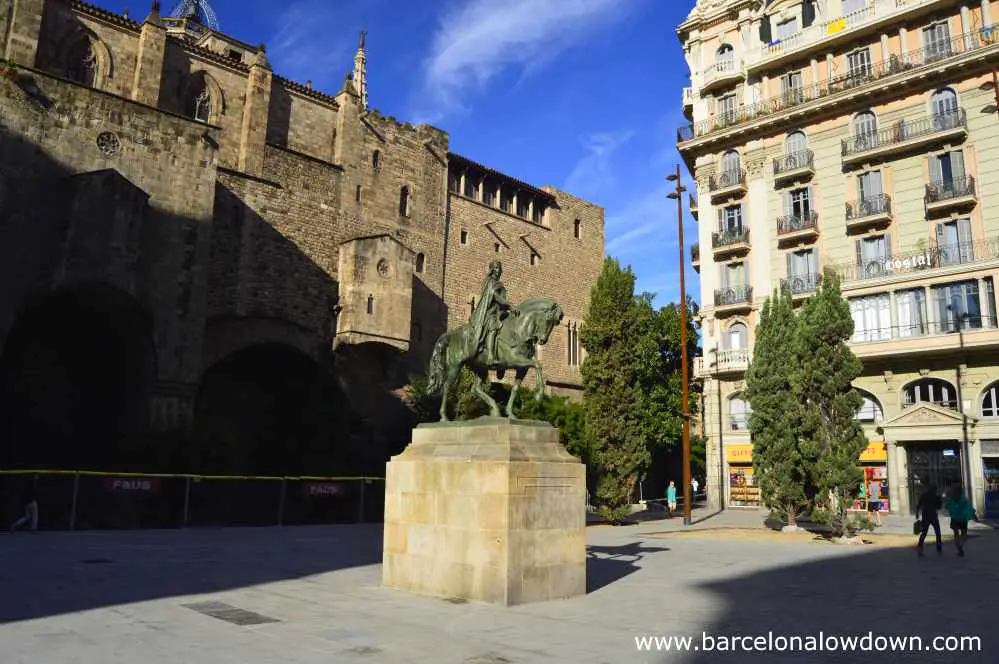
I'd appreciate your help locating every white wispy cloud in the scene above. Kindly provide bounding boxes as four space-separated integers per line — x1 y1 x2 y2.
267 1 359 91
562 130 635 200
418 0 634 119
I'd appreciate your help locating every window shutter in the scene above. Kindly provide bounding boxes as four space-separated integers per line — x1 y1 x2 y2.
929 155 942 185
884 232 892 258
785 251 792 278
739 203 746 229
721 264 729 288
717 207 724 232
782 191 791 218
806 185 814 217
871 170 883 197
959 218 973 262
935 221 946 249
951 150 966 182
809 249 818 276
855 239 863 266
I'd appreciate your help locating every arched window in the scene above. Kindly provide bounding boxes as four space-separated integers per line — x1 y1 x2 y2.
981 381 999 418
372 150 381 171
729 394 751 430
415 253 425 273
187 72 217 123
855 390 884 422
721 150 740 175
931 88 959 125
785 131 807 156
903 378 956 409
716 44 735 64
65 37 98 87
399 186 411 217
574 218 581 238
853 111 877 140
726 322 748 350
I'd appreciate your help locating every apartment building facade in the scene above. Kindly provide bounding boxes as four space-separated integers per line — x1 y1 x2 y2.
678 0 999 516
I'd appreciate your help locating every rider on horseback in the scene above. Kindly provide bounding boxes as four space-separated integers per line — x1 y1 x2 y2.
471 260 517 363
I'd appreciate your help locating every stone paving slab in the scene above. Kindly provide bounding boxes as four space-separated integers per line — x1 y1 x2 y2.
0 516 995 663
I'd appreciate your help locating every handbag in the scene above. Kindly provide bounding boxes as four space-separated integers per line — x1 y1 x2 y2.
912 519 922 535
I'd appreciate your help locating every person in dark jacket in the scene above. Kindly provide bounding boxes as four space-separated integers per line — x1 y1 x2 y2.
915 483 942 557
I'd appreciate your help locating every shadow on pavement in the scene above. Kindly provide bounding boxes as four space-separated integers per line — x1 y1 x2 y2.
682 532 994 663
0 524 384 624
586 541 670 594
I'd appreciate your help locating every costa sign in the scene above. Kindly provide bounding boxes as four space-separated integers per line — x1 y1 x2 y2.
103 477 161 493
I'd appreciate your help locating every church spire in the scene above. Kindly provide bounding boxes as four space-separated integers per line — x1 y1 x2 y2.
353 30 368 110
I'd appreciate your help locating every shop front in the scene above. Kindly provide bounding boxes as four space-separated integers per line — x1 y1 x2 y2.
982 440 999 518
853 441 890 513
725 443 760 508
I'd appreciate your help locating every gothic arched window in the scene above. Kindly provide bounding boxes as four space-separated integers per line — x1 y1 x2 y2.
399 186 411 217
65 37 98 87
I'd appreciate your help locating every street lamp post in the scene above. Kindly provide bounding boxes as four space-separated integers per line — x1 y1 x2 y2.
948 306 975 509
667 165 692 526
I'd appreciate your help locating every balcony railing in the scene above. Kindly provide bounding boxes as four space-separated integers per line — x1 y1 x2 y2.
773 150 814 176
708 169 746 192
925 176 976 204
691 243 700 263
682 86 695 107
677 27 994 143
846 194 891 221
903 398 958 410
777 211 819 235
853 315 998 346
712 227 749 249
831 237 999 282
781 272 822 296
841 109 966 157
714 286 753 307
701 57 742 90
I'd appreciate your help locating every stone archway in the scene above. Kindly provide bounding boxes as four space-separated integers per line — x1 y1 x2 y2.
0 283 156 470
192 343 343 476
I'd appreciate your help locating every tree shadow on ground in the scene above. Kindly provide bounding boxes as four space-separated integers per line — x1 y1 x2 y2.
587 542 670 593
681 533 995 664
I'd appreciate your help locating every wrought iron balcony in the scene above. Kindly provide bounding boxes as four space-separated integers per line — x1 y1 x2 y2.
841 110 967 162
830 237 999 283
777 212 819 239
714 285 753 309
677 27 993 144
781 272 822 297
773 150 814 182
708 169 746 199
712 227 750 253
845 194 892 227
925 176 976 210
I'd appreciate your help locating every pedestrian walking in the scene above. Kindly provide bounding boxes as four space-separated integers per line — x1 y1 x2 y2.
9 488 38 533
944 486 975 557
915 483 942 557
691 477 700 505
867 479 882 527
666 480 677 515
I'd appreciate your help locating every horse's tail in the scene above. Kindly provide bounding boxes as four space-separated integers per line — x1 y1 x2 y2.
425 332 450 395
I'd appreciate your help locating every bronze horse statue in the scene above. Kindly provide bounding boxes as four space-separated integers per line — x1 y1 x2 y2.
425 298 564 421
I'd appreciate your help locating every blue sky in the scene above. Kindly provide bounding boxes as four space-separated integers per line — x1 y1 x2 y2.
106 0 699 306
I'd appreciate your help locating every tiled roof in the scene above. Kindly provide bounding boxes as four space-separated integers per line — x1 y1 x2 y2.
71 0 142 31
448 153 556 203
273 75 339 106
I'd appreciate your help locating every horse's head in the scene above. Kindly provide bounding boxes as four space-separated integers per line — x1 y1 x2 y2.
515 298 564 345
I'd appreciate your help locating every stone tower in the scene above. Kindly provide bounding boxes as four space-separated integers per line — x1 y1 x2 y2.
353 30 367 110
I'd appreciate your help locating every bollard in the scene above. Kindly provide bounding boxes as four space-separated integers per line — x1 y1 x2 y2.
182 477 191 528
69 472 80 531
358 479 366 523
277 479 287 526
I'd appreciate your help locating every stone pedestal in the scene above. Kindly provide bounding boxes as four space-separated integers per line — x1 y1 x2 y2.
382 418 586 605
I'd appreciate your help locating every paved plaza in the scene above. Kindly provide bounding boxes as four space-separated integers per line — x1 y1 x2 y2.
0 510 994 663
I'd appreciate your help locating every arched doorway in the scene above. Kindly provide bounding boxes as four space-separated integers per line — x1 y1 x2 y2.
0 284 156 469
192 343 342 475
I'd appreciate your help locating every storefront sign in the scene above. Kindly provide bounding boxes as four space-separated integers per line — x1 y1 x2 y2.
103 477 161 493
859 441 887 463
725 444 753 463
981 440 999 456
305 482 344 497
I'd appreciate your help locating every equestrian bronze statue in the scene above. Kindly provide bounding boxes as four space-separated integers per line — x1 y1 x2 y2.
425 260 564 421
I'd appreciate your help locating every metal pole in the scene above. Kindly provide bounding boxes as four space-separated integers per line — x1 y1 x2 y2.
69 472 79 531
957 322 974 510
714 346 726 511
277 479 287 526
671 163 693 527
182 476 191 528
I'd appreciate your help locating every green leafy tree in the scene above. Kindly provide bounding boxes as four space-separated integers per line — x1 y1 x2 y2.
580 258 651 522
793 270 867 537
745 287 811 527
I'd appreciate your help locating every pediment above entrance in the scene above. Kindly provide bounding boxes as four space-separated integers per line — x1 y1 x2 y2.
879 403 977 443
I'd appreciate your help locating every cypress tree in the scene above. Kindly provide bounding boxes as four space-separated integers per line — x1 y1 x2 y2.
793 269 867 536
744 287 810 526
580 258 650 522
